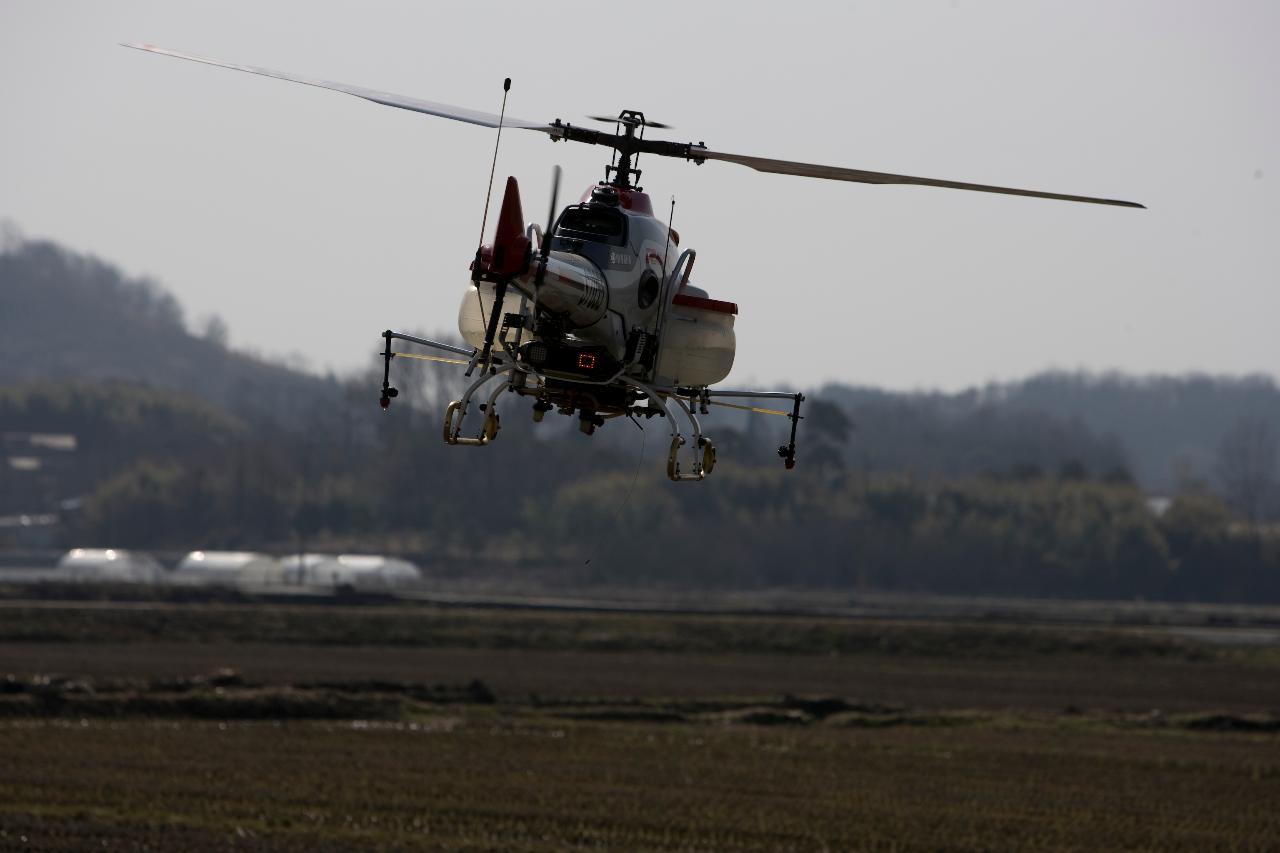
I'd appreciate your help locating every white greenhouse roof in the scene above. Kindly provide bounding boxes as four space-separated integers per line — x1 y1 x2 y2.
56 548 162 581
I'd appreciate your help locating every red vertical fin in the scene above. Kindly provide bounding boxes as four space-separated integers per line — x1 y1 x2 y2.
489 176 530 277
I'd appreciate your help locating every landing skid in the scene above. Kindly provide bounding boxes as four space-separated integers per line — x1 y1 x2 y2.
378 330 804 480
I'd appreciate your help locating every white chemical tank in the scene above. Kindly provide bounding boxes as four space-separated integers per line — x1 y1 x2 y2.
653 287 737 387
458 282 534 351
458 251 609 351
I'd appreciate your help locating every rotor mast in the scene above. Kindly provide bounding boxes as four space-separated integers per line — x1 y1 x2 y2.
604 110 645 190
551 111 706 192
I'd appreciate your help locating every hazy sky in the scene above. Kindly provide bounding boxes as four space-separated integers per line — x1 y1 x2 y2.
2 0 1276 391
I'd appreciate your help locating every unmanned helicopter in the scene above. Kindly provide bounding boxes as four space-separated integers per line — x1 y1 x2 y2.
125 43 1143 481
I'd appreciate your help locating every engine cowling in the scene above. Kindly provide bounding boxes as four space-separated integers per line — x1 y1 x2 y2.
458 250 609 351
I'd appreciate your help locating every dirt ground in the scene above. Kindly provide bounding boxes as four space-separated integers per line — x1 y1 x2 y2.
3 639 1280 713
1 601 1278 850
2 717 1278 851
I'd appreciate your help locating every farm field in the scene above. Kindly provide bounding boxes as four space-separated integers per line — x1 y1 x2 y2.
3 716 1279 851
1 600 1278 850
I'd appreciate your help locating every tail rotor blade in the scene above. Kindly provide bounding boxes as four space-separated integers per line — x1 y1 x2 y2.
546 165 562 239
538 165 562 275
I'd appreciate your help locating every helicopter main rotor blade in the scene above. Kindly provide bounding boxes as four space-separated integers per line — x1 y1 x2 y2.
123 44 1142 208
695 148 1145 209
121 43 556 133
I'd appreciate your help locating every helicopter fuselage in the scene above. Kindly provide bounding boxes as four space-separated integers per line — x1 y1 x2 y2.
458 182 737 395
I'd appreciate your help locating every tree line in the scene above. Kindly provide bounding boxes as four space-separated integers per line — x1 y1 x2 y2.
4 378 1273 604
3 234 1277 601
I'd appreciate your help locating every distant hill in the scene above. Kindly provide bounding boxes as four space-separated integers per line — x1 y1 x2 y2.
810 384 1130 484
821 372 1280 492
4 230 1275 498
990 372 1280 493
0 236 342 427
0 380 248 515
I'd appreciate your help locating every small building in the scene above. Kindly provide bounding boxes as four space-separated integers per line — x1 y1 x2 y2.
55 548 162 583
172 551 285 588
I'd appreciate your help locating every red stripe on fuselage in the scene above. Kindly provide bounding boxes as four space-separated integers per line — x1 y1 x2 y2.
672 293 738 315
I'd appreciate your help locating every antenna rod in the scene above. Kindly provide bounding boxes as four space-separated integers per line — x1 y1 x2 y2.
660 195 675 284
468 78 511 377
653 196 676 339
476 77 511 250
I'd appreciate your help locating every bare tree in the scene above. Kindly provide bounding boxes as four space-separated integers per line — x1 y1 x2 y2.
806 400 854 469
0 219 23 252
1215 415 1278 524
200 314 230 348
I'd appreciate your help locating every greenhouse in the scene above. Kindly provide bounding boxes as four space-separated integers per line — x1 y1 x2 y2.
55 548 162 583
171 551 285 588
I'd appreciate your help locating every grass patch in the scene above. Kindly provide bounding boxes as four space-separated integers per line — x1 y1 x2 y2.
0 601 1261 663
